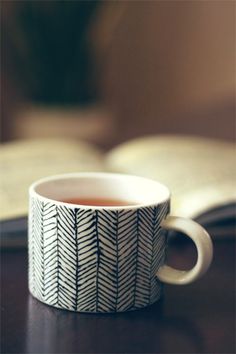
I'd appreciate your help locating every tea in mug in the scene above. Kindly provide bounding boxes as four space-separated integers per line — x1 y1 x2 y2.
62 198 137 207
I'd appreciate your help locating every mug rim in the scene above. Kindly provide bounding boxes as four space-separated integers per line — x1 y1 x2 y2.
29 172 171 210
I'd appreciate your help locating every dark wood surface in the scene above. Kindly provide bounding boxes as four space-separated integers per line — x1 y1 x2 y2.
1 236 235 354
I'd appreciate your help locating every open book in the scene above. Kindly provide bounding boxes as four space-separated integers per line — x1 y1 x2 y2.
1 135 235 247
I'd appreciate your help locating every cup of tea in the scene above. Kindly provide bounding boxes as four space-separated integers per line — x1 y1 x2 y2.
28 172 213 313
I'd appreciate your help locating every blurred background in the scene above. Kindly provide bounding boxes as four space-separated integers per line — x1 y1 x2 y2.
1 0 235 148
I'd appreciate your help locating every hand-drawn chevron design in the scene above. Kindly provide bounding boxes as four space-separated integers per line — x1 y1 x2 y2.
28 198 170 313
28 197 35 293
116 209 139 311
29 197 44 301
42 202 58 306
149 202 170 305
94 209 118 312
76 208 98 312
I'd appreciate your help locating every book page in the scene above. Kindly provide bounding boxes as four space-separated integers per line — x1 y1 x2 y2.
0 138 104 221
106 135 236 219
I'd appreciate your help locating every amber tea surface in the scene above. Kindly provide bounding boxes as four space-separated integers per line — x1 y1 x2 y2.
62 197 137 207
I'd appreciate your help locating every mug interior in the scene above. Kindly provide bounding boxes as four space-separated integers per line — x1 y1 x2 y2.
30 173 170 209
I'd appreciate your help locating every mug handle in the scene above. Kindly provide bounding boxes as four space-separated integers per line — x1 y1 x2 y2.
156 216 213 285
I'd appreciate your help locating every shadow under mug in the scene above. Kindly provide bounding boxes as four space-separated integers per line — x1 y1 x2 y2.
28 172 213 313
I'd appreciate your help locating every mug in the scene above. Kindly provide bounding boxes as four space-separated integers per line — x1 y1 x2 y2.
28 172 213 313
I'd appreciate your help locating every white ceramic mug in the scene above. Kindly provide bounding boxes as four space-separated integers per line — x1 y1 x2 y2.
28 172 213 313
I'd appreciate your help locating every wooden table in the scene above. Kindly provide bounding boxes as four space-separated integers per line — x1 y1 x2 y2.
1 236 235 353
